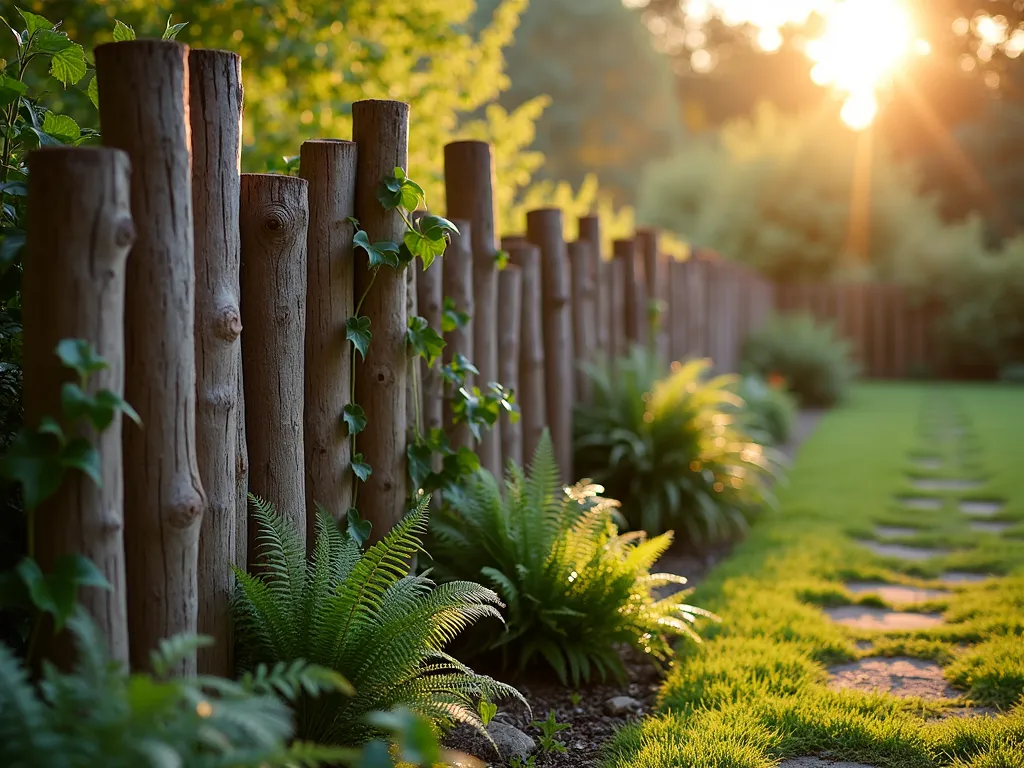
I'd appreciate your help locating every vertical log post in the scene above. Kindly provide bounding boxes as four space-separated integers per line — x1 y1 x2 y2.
23 147 134 668
636 228 665 359
235 366 248 569
444 141 502 478
417 253 445 460
300 140 357 525
190 49 243 677
507 243 546 465
578 215 608 362
239 175 309 554
497 266 522 469
96 40 206 675
567 240 596 403
608 255 627 361
526 209 574 479
668 259 687 363
442 222 474 452
352 100 409 542
613 239 641 351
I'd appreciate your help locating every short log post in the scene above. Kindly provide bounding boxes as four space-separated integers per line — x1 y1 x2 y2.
636 228 667 360
96 40 206 675
526 209 574 479
239 174 309 554
442 222 474 452
578 215 608 362
668 259 687 363
300 140 357 525
497 266 522 469
23 147 134 668
444 141 502 478
507 243 546 466
612 239 638 355
190 49 244 677
567 240 596 403
352 100 409 542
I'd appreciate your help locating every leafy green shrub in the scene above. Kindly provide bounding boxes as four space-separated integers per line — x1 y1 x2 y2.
0 611 351 767
573 349 778 541
232 496 521 747
731 374 797 446
429 432 718 685
741 313 856 407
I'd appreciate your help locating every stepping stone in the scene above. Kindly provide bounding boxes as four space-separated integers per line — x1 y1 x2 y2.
910 478 983 492
779 760 878 768
846 582 948 605
940 571 992 584
896 496 942 511
960 500 1004 517
874 525 919 538
937 706 999 720
970 521 1013 534
828 657 957 699
826 606 944 630
860 541 949 561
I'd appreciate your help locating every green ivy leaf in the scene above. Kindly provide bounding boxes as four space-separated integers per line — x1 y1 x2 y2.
60 437 101 486
494 249 510 270
406 316 445 367
376 174 403 210
32 29 74 55
342 403 367 436
418 214 459 242
162 17 188 41
440 353 478 387
407 442 433 491
112 20 136 42
86 76 99 109
403 229 446 271
41 111 80 143
351 453 372 482
345 316 372 361
0 228 26 267
399 178 425 212
17 8 52 36
353 229 400 269
0 429 64 509
56 339 108 378
49 42 87 87
16 554 108 632
345 508 372 547
441 297 470 333
0 74 28 109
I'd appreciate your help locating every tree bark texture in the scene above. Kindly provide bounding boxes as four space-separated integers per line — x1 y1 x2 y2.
567 240 596 404
506 244 546 468
441 222 474 453
497 266 522 471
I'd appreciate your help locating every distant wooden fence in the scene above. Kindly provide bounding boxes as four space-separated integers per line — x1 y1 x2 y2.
774 282 941 378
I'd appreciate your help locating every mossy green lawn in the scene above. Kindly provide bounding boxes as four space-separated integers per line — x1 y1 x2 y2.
604 383 1024 768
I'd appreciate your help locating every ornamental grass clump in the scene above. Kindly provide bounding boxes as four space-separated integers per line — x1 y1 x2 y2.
574 348 780 542
429 432 718 686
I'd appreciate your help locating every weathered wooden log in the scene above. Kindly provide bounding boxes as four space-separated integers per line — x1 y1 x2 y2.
23 147 134 668
96 39 206 675
613 238 645 348
636 228 667 360
442 221 474 453
497 266 523 470
506 243 546 466
577 215 609 361
567 240 596 403
416 247 445 460
240 174 309 554
300 139 357 525
189 49 244 677
352 100 409 542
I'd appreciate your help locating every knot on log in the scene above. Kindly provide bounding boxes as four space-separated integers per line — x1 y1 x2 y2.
167 490 206 530
372 365 396 386
114 215 136 248
259 204 297 236
214 304 243 341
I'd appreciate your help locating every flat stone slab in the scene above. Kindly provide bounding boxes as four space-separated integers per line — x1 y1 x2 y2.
826 606 944 630
970 521 1013 534
860 541 950 561
940 571 992 584
874 525 919 538
846 582 948 605
937 706 999 720
828 657 957 699
910 478 983 492
896 496 942 511
780 759 878 768
960 500 1004 517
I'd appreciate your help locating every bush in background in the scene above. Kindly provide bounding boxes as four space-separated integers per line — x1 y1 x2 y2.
731 374 797 446
741 313 856 408
573 349 779 542
429 432 717 685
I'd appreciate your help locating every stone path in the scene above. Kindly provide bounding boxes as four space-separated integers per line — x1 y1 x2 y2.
829 657 957 699
845 582 948 605
825 606 943 630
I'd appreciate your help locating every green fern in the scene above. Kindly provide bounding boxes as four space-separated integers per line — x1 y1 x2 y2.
232 494 524 746
0 610 352 768
429 431 720 686
574 346 781 541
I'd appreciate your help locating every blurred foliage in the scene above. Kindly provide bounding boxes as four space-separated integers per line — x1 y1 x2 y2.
741 313 857 408
730 374 797 447
574 349 779 543
474 0 681 207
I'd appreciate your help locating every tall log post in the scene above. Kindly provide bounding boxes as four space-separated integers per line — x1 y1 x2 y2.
567 240 596 403
23 147 134 668
526 209 574 479
636 228 667 360
96 40 206 675
300 140 357 525
443 141 502 478
352 100 409 542
239 175 309 554
235 364 248 569
497 266 523 470
417 252 445 464
442 222 474 453
668 259 687 363
613 238 645 347
507 244 546 466
190 49 243 677
578 215 608 362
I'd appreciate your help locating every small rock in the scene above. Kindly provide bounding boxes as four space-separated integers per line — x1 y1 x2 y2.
440 749 487 768
605 695 643 716
486 721 536 760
